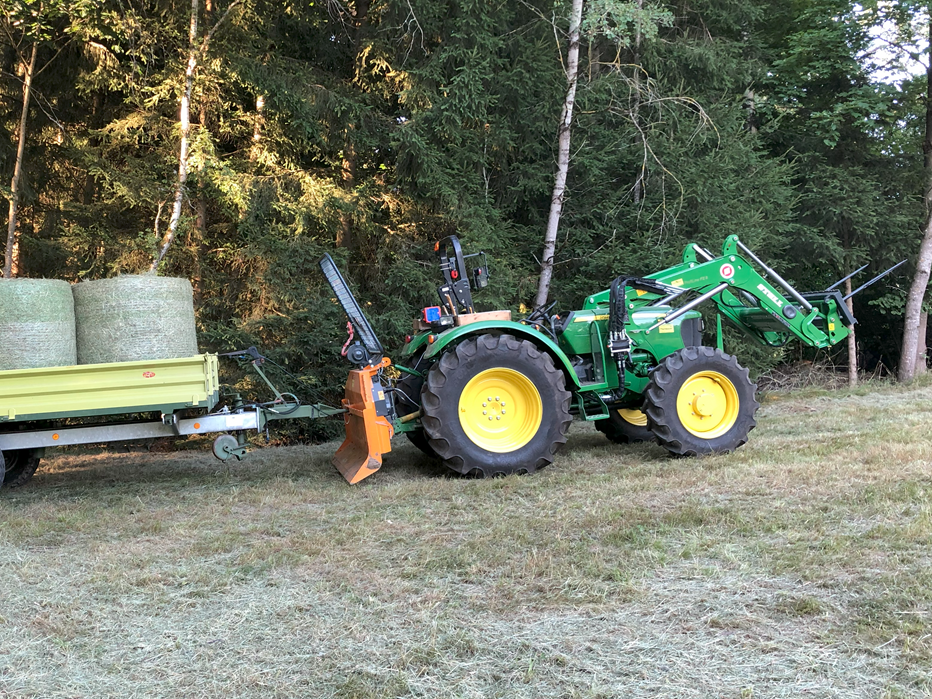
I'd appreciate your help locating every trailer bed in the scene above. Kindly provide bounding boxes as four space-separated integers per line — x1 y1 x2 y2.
0 354 220 423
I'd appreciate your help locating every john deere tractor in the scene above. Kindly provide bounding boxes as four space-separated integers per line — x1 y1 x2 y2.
320 235 893 483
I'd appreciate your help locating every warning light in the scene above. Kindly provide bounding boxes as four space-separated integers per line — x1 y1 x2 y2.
434 241 440 251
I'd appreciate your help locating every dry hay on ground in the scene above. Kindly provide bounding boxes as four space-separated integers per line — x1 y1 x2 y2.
1 382 931 697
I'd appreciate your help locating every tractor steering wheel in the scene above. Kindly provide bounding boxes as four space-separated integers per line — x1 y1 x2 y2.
524 301 558 325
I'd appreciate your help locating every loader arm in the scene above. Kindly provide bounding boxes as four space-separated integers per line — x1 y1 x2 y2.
586 235 851 350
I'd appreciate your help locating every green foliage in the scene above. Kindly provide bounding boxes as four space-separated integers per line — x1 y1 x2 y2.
0 0 927 432
582 0 674 46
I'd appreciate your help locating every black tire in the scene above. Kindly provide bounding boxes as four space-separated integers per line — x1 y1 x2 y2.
1 449 42 488
421 334 572 477
594 408 654 444
644 347 759 456
395 362 437 458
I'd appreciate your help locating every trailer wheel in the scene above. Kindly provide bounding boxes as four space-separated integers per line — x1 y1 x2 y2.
644 347 758 456
421 334 572 477
1 449 42 488
595 408 654 444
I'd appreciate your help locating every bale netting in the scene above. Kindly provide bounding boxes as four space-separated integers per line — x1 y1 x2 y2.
0 279 77 371
73 275 199 365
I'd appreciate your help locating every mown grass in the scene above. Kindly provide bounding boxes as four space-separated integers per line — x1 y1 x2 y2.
1 380 932 697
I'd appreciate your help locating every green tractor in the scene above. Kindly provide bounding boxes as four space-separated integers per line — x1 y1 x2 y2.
320 235 892 483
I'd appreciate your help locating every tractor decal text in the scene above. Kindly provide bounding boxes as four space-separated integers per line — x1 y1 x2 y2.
757 284 783 308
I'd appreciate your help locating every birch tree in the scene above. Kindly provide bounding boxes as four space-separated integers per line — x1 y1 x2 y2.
533 0 583 310
879 0 932 381
534 0 673 308
1 0 81 278
898 8 932 381
3 42 36 279
151 0 242 272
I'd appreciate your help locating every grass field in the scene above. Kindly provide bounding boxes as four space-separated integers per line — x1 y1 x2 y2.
1 380 931 698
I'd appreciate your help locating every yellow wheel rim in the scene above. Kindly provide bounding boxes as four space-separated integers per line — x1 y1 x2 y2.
617 408 648 426
676 371 739 439
458 368 542 453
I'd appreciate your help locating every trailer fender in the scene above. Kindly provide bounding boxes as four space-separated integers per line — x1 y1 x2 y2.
421 320 581 389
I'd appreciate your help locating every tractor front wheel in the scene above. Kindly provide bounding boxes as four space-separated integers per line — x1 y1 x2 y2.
420 334 572 477
595 408 654 444
644 347 758 456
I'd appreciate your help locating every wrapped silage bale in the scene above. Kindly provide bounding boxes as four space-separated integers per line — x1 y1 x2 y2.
73 275 199 365
0 278 77 371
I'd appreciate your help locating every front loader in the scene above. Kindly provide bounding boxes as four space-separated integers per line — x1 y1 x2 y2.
321 235 895 483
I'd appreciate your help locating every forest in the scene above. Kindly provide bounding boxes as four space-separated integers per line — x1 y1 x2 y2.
1 0 930 416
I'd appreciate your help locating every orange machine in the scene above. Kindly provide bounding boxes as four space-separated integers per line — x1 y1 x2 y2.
332 357 394 483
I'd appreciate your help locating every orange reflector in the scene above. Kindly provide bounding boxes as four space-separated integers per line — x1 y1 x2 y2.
434 241 440 251
428 335 435 344
53 434 59 441
194 423 201 429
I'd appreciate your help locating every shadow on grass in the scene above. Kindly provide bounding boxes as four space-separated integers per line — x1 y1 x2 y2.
7 438 455 500
7 422 685 505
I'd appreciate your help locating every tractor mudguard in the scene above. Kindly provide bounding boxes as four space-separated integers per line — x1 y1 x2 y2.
419 320 581 389
333 357 394 484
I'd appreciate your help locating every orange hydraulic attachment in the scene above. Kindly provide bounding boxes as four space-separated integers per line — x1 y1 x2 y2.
333 357 395 484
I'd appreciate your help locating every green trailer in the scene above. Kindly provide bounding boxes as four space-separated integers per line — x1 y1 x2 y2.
0 351 342 488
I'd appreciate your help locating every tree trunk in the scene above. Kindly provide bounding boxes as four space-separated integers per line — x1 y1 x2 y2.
336 0 370 251
190 104 208 301
898 13 932 381
250 94 265 161
917 311 928 375
845 277 857 387
631 0 644 204
337 128 356 249
152 0 199 272
534 0 583 309
151 0 240 271
4 43 38 279
83 91 104 205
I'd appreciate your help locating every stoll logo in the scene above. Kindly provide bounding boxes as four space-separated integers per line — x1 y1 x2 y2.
756 283 783 308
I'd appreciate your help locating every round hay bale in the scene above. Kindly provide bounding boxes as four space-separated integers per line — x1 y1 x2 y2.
0 278 77 371
73 275 199 365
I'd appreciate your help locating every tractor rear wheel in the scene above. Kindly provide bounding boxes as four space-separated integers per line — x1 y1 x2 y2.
644 347 758 456
595 408 654 444
420 334 572 477
1 448 42 488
